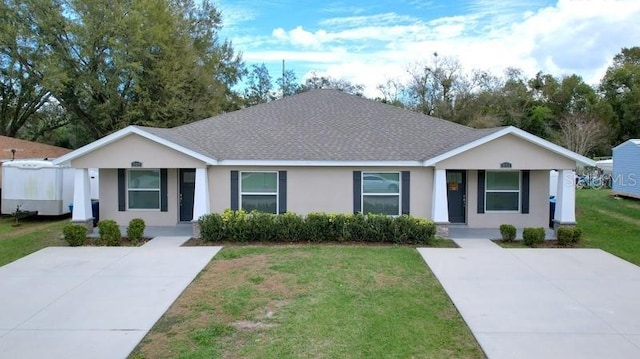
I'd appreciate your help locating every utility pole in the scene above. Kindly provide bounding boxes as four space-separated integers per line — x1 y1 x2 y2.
282 59 286 98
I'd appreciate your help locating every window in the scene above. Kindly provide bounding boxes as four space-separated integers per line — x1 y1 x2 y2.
362 172 400 215
128 169 160 210
241 172 278 213
485 171 520 211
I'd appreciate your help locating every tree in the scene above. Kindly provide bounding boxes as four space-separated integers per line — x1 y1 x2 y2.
375 79 407 108
2 0 245 140
405 52 463 119
276 69 300 98
600 47 640 142
299 71 364 95
557 112 610 156
244 63 274 106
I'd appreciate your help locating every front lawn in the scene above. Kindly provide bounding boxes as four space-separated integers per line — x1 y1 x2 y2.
576 189 640 265
0 215 68 266
130 246 485 359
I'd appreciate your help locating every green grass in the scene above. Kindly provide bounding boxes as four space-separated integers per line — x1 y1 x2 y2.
0 215 68 267
576 189 640 265
131 246 484 359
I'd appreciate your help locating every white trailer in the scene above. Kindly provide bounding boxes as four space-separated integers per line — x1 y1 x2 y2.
1 160 75 215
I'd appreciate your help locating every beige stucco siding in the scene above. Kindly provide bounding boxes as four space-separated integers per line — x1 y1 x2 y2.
99 168 179 226
465 170 551 228
209 166 433 218
72 134 206 169
437 135 576 170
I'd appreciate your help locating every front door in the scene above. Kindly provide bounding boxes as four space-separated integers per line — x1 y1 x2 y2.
446 170 466 223
179 169 196 222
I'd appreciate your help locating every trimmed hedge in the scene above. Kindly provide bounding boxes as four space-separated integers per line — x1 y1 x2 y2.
522 227 546 247
499 224 516 242
198 210 435 244
557 227 582 246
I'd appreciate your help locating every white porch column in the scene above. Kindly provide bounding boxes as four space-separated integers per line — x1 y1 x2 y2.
554 169 576 226
72 168 93 231
432 169 449 236
192 168 210 236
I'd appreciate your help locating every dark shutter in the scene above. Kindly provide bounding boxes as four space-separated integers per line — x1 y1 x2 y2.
353 171 362 214
160 169 168 212
521 170 530 214
477 170 485 214
118 169 126 211
278 171 287 214
230 171 239 210
401 171 410 215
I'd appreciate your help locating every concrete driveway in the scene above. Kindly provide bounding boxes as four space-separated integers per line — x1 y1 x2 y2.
418 239 640 359
0 237 221 359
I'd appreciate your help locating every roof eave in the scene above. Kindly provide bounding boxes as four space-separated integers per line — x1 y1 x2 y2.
52 126 218 166
423 126 596 167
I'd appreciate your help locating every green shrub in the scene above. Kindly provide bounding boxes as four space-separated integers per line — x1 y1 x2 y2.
522 227 546 247
305 212 332 242
557 227 582 246
222 209 248 241
499 224 516 241
98 219 121 246
245 211 277 241
196 209 436 244
199 213 225 241
63 224 87 246
276 212 305 241
127 218 146 243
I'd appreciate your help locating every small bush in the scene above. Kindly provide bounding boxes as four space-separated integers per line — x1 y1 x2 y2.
98 219 121 246
522 227 546 247
127 218 146 243
499 224 516 242
245 211 277 242
557 227 582 246
63 224 87 246
199 213 225 242
305 212 332 242
276 212 305 241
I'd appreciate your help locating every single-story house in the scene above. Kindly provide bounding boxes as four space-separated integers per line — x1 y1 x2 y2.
612 139 640 199
53 90 594 236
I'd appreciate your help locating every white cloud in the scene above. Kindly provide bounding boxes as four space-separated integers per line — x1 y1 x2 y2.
243 0 640 96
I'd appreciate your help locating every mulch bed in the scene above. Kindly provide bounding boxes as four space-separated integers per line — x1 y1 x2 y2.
492 239 581 248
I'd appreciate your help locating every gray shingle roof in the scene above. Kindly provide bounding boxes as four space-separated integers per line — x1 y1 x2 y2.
141 89 503 162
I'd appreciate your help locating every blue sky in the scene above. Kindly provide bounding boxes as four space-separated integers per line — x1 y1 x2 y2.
217 0 640 97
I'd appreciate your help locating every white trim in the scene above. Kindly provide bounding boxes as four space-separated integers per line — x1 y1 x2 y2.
52 126 218 166
218 160 424 167
240 171 279 214
424 126 596 167
71 169 92 221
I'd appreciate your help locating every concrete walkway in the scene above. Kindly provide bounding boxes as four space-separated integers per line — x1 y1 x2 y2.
418 240 640 359
0 237 221 359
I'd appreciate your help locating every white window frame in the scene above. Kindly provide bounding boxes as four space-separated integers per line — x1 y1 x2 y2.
361 171 401 216
127 169 161 211
240 171 279 214
485 170 520 213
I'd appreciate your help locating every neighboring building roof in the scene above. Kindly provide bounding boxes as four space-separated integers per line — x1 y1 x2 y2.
0 135 71 162
613 139 640 150
54 89 595 167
